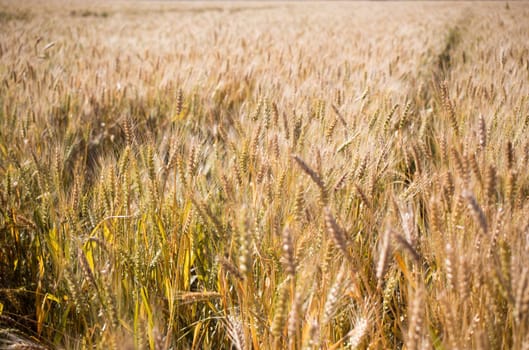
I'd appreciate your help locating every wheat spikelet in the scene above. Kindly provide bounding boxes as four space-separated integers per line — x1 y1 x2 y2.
233 161 243 186
383 104 399 132
334 89 343 107
457 255 470 301
322 241 338 278
304 318 320 349
275 169 288 201
336 136 356 154
271 281 289 343
485 165 497 207
505 141 514 169
522 334 529 350
132 231 144 287
382 272 400 314
292 155 326 198
0 330 48 350
334 171 348 192
296 124 307 152
514 267 529 324
52 146 61 187
331 104 348 129
348 316 368 349
410 144 423 176
128 157 142 203
217 256 243 281
271 135 280 160
103 272 119 330
315 150 323 180
499 241 511 290
439 134 448 165
263 99 272 129
325 117 338 141
406 287 424 350
250 124 262 163
292 113 303 147
354 184 371 209
176 154 187 187
478 114 487 152
429 197 442 236
70 176 80 211
445 243 456 291
78 247 99 298
178 291 222 303
323 207 351 262
187 146 197 178
251 97 263 121
468 152 482 186
463 190 488 234
442 300 459 348
146 145 156 183
323 266 346 324
119 145 132 177
376 228 392 284
418 139 433 165
355 154 368 180
135 319 147 350
398 101 412 130
256 162 269 184
487 207 503 259
505 170 517 208
272 102 279 128
524 142 529 167
368 108 379 130
152 326 166 350
225 315 247 350
282 110 290 140
441 81 459 135
264 177 274 203
281 227 296 278
451 147 468 184
220 174 234 199
109 165 117 204
239 141 250 176
176 88 183 116
393 232 420 264
190 195 223 239
63 267 88 314
238 226 252 276
122 117 133 146
464 313 482 347
294 185 306 224
181 207 194 237
287 290 302 349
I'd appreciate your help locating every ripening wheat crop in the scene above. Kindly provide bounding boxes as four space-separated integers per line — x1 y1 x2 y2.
1 1 529 349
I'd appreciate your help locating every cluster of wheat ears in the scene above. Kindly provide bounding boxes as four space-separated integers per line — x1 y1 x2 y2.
1 1 529 349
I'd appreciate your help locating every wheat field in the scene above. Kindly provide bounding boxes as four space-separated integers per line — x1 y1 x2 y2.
1 1 529 349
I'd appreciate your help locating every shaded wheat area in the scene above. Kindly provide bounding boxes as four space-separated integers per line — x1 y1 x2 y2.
1 1 529 348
